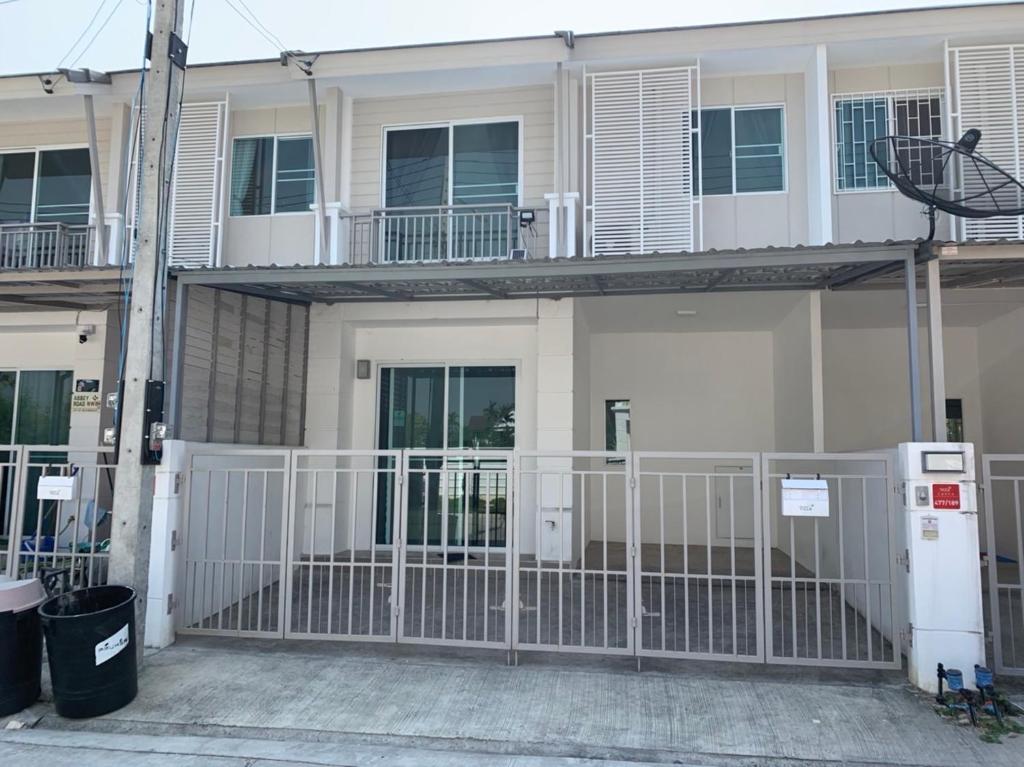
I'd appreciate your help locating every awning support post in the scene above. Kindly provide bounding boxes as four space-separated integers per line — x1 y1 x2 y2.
307 78 329 264
925 255 947 441
83 94 108 264
905 249 923 441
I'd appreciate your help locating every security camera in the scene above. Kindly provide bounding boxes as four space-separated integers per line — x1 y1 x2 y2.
76 324 95 344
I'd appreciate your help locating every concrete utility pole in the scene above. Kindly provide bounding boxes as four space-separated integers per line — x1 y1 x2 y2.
109 0 185 664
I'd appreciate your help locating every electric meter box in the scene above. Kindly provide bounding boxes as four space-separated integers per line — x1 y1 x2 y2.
897 442 983 693
36 474 80 501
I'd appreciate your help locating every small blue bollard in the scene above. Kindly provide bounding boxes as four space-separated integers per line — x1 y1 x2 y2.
974 665 994 688
946 668 964 692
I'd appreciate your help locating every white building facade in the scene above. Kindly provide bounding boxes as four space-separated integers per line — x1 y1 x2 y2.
1 5 1024 679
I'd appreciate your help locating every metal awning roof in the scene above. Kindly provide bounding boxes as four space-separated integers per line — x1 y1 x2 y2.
1 240 1022 310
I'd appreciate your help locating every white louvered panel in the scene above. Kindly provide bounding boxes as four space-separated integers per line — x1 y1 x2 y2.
954 45 1024 240
590 68 693 257
168 102 227 268
124 106 145 262
591 72 643 257
641 69 692 253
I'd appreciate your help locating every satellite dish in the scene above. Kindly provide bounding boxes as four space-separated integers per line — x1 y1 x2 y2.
869 130 1024 239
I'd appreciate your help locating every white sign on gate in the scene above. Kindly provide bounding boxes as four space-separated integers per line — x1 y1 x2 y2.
781 478 830 517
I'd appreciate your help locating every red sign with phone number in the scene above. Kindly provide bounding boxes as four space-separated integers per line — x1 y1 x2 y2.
933 483 961 510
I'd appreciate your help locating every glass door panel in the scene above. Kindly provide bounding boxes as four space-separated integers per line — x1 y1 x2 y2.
383 127 449 263
376 367 445 545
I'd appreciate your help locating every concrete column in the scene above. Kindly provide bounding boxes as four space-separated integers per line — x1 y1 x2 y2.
925 259 947 442
804 44 833 245
536 299 575 562
771 292 824 452
106 102 131 216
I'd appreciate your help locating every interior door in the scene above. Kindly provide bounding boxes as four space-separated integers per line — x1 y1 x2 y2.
714 464 755 542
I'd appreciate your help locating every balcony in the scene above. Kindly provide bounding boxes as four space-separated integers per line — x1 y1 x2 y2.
336 204 550 265
0 223 99 270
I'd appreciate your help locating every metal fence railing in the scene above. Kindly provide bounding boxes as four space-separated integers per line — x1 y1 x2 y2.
0 223 99 270
2 447 116 589
176 446 901 670
982 454 1024 675
340 204 548 265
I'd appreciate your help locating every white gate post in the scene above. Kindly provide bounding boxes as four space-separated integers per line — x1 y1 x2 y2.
146 439 187 648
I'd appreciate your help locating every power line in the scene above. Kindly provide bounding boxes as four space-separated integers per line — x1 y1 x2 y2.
234 0 287 51
220 0 287 53
70 0 127 68
56 0 112 69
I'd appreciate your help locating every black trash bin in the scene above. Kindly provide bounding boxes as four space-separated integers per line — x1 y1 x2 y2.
0 578 47 716
39 585 138 718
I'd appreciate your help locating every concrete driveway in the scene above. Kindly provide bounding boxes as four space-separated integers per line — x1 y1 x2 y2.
2 636 1022 766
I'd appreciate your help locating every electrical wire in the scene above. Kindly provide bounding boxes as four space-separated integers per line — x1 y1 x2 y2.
56 0 113 69
219 0 286 53
233 0 286 51
70 0 128 68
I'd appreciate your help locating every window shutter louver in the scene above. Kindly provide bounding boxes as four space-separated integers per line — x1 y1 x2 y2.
954 45 1024 240
590 68 694 257
168 102 228 268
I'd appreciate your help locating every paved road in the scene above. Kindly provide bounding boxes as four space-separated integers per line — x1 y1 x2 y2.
0 728 698 767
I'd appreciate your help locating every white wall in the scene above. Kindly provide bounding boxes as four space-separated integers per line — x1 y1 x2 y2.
772 293 822 451
978 306 1024 454
698 74 809 249
822 324 983 453
587 330 777 453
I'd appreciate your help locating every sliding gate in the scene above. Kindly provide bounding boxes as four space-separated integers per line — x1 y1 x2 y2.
178 447 899 669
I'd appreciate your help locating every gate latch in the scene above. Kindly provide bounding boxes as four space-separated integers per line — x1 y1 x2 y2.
896 548 909 573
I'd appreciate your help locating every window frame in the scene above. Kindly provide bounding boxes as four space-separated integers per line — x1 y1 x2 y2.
0 367 75 447
379 117 525 209
228 133 315 218
830 88 945 195
373 360 521 453
0 144 93 225
691 103 788 198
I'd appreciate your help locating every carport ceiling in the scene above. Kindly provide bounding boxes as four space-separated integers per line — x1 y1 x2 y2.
174 242 923 303
0 267 124 311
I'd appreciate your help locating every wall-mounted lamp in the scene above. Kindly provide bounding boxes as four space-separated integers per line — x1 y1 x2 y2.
355 360 371 379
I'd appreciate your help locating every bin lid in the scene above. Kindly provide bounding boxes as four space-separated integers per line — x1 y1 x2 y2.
0 577 47 613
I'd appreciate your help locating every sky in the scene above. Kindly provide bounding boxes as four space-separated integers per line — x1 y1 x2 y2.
0 0 1004 76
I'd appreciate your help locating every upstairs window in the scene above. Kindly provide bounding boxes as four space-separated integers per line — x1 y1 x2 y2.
230 135 315 216
832 90 944 191
691 106 786 196
384 121 520 207
0 149 91 225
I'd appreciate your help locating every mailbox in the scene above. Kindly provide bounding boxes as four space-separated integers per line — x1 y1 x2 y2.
36 474 80 501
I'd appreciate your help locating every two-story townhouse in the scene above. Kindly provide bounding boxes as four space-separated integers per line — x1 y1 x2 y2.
2 5 1023 675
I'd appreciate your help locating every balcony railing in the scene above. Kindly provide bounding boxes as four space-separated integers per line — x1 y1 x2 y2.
338 204 549 265
0 223 98 270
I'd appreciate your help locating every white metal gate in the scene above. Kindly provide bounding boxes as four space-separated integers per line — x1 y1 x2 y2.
512 451 634 655
761 453 900 669
982 454 1024 675
632 453 763 662
398 451 513 648
179 448 291 637
284 450 400 641
176 447 900 670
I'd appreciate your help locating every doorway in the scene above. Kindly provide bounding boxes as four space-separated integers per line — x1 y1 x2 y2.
375 365 515 547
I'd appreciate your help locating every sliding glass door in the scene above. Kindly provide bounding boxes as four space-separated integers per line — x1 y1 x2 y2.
381 121 520 262
375 365 515 547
